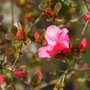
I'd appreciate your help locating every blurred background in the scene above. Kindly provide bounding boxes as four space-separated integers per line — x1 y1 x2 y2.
0 0 90 90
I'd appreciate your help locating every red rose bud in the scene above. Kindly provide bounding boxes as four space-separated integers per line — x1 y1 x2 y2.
34 32 40 40
79 38 87 51
0 75 6 83
86 11 90 20
25 12 32 18
46 8 53 16
16 29 25 40
14 71 25 78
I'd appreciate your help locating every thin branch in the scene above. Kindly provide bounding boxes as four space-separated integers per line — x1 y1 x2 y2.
11 56 19 70
31 80 57 90
11 0 14 25
75 67 90 71
81 20 89 38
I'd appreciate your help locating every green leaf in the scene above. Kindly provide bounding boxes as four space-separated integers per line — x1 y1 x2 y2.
36 57 41 62
24 22 32 35
5 33 17 41
54 2 61 16
14 43 21 49
10 25 18 35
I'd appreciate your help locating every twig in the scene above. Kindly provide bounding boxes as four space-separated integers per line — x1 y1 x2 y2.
75 67 90 71
31 13 43 33
31 80 57 90
11 0 14 25
11 55 19 70
83 0 90 11
81 20 89 38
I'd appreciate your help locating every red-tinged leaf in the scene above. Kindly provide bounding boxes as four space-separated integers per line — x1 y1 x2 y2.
24 38 31 45
54 2 62 16
14 21 22 30
40 13 50 21
5 33 17 41
55 16 64 22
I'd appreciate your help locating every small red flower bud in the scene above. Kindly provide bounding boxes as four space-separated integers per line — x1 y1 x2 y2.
46 8 53 16
34 32 40 40
86 11 90 20
16 29 25 40
25 12 32 18
79 38 87 51
14 71 25 78
23 19 29 25
0 75 6 83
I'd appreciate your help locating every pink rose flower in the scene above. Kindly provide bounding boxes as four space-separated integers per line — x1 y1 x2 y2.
0 75 6 83
79 38 87 51
14 71 25 78
34 32 40 40
38 25 70 58
16 29 25 40
86 11 90 20
46 8 53 16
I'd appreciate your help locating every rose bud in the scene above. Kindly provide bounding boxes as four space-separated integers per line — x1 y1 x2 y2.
14 71 25 78
34 32 40 40
86 11 90 20
25 12 32 18
0 75 6 83
79 38 87 51
16 29 25 40
46 8 53 16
